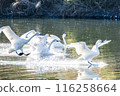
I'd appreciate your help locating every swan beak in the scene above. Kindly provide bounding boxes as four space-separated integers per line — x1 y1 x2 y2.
100 40 103 43
39 33 42 35
48 34 50 37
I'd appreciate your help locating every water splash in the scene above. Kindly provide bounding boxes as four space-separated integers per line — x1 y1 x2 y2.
0 43 109 80
0 58 108 74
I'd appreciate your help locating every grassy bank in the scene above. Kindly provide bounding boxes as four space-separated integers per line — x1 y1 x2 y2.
0 0 120 19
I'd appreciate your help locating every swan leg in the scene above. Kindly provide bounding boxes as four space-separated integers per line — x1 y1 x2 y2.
20 49 30 56
88 61 92 68
24 53 30 56
16 51 24 56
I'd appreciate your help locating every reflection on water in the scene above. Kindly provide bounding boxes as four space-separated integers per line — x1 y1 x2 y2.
0 19 120 80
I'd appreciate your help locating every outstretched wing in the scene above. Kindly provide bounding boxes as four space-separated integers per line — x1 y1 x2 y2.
98 40 111 47
68 42 91 55
0 26 20 42
47 34 61 44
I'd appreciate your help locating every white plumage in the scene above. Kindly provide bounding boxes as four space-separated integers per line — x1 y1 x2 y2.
46 34 68 49
68 40 111 68
0 26 40 56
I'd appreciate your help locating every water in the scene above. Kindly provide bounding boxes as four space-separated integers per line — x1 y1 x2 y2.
0 19 120 80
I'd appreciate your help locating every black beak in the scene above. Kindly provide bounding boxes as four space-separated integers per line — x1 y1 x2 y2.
39 33 42 35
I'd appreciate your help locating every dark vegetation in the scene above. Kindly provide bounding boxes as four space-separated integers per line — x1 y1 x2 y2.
0 0 120 19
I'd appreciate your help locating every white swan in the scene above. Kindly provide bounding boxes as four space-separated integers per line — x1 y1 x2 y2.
26 33 59 56
68 40 111 68
62 33 68 48
21 31 51 52
47 34 68 49
20 30 42 46
21 32 67 57
0 26 40 56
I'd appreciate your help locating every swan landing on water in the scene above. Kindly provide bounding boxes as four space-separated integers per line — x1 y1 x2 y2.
67 40 111 68
0 26 41 56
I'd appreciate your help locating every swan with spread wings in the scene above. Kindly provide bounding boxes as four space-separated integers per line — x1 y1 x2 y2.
0 26 41 56
68 40 111 68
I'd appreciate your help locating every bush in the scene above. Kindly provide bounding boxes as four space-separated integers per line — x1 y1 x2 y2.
0 0 120 18
11 0 35 16
0 0 14 15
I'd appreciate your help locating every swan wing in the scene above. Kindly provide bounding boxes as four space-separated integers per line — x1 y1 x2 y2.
98 40 111 47
68 42 91 55
50 35 61 41
0 26 20 42
52 42 64 48
47 35 61 44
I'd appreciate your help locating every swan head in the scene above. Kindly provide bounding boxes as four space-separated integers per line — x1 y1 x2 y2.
62 34 68 38
25 30 42 38
45 34 50 37
95 40 103 45
35 32 42 35
8 48 15 53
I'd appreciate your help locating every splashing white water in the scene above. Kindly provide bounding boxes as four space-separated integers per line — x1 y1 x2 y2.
0 43 108 80
0 58 108 74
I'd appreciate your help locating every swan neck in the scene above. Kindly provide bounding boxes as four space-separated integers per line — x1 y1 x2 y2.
27 34 37 42
95 44 99 52
48 39 56 50
62 36 66 46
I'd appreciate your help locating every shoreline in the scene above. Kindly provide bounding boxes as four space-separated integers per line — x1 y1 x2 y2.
0 15 119 20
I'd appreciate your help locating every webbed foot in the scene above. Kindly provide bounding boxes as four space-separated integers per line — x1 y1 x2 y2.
24 53 30 56
88 61 92 68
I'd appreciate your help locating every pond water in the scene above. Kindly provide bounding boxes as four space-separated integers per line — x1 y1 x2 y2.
0 18 120 80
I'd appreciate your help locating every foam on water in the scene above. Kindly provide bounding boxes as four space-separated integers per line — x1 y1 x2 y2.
0 43 108 80
0 57 108 74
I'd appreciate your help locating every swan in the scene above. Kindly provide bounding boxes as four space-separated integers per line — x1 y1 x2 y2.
46 33 68 58
29 34 59 57
47 34 68 49
0 26 40 56
62 33 68 49
21 32 67 56
68 40 111 68
21 31 52 55
20 30 43 46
